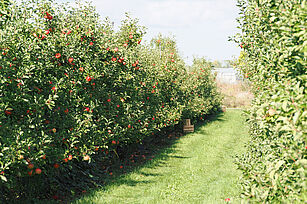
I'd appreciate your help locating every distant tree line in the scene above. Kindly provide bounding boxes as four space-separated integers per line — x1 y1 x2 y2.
212 59 236 68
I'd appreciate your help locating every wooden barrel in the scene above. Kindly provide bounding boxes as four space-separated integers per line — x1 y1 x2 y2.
183 119 194 133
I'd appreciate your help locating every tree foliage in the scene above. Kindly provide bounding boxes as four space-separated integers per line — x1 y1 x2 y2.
0 0 221 200
233 0 306 202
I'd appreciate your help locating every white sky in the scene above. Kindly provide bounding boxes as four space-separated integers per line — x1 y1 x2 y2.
61 0 241 65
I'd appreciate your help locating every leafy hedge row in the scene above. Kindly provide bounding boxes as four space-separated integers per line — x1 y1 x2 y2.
0 0 221 199
234 0 306 202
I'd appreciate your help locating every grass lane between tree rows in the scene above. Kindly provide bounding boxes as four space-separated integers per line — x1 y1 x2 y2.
73 109 249 204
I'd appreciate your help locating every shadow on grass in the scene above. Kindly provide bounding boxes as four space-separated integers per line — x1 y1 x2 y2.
10 112 224 204
194 113 226 130
69 111 225 203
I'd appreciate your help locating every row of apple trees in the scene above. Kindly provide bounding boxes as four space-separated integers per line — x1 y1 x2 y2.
0 0 221 200
233 0 306 202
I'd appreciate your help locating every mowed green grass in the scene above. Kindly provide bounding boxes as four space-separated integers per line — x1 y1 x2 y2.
73 110 249 204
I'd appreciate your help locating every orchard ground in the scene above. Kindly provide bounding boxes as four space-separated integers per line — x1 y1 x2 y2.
71 109 249 204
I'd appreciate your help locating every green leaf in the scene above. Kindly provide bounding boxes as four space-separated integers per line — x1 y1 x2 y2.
275 160 284 170
282 101 288 112
293 111 300 125
0 175 7 182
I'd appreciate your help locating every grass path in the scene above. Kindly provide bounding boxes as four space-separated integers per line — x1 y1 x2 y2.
74 110 249 204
